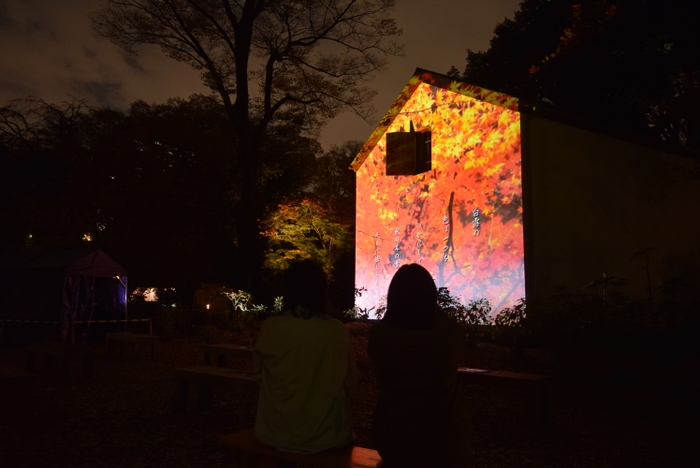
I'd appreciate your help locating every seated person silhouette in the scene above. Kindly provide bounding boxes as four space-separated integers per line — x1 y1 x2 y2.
369 263 468 468
253 260 358 462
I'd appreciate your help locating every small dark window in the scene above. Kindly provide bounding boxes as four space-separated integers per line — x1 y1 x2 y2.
385 129 432 175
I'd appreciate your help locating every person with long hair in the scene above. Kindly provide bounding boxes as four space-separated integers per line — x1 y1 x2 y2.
368 263 468 467
253 260 358 454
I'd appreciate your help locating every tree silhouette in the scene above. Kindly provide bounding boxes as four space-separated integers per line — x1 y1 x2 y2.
93 0 402 291
309 140 360 224
452 0 700 150
0 96 320 292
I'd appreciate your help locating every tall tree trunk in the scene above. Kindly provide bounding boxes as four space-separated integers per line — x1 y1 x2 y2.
229 2 263 295
235 125 263 295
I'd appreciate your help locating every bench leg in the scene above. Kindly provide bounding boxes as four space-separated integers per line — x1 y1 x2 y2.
178 381 189 412
59 354 71 381
243 453 290 468
108 339 126 358
198 384 213 411
236 451 262 468
525 386 551 426
217 354 228 368
203 351 211 366
538 387 551 425
83 354 94 379
26 350 36 371
46 354 56 372
256 455 295 468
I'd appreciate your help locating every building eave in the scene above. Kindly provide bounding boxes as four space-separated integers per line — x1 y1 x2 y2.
349 68 519 171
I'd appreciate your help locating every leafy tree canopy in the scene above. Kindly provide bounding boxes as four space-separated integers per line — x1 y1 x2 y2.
308 140 360 223
450 0 700 149
263 197 350 279
0 96 321 291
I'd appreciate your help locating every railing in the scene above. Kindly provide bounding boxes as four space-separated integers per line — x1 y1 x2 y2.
0 318 153 344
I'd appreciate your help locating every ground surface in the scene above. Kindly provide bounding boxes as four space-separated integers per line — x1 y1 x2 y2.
0 322 698 468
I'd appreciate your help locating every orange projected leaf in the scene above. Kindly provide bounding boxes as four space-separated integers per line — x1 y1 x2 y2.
354 71 525 315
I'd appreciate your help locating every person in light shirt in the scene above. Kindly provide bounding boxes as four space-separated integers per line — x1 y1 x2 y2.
253 260 358 456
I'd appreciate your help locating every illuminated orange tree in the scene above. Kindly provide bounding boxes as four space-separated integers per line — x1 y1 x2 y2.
263 198 351 280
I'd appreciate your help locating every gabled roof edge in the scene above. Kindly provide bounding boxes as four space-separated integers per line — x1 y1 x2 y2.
349 70 423 172
349 68 519 171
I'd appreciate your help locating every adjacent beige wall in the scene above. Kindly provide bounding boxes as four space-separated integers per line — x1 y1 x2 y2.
522 114 700 304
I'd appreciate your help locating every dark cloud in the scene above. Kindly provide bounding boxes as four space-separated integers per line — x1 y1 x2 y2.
0 0 521 148
0 2 15 29
72 79 123 108
0 0 204 110
25 18 59 40
0 77 33 98
122 52 145 73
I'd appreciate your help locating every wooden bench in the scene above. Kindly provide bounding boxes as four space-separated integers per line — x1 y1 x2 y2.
105 332 160 360
457 367 551 425
174 366 257 411
202 343 254 367
26 341 95 380
219 428 382 468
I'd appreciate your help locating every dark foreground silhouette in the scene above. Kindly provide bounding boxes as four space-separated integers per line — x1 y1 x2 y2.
0 324 697 468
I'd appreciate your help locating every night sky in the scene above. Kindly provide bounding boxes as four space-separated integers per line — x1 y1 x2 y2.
0 0 521 149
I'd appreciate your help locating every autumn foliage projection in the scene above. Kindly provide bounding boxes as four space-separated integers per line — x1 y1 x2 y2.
353 71 524 315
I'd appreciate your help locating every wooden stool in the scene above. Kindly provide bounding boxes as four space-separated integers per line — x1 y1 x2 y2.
105 332 160 360
174 366 256 411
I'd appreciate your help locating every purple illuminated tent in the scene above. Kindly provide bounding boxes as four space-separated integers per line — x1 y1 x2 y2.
0 248 127 343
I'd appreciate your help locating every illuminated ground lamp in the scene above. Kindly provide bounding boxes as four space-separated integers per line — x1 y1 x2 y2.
352 69 524 314
352 69 700 315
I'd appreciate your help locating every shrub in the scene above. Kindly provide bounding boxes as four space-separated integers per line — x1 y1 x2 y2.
438 287 491 345
342 287 386 321
152 304 197 337
493 298 527 356
494 298 526 327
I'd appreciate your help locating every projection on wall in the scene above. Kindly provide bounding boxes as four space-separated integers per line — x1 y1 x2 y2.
352 71 525 315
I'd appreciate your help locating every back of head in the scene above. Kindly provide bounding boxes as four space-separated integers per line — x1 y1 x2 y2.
384 263 438 329
283 259 328 319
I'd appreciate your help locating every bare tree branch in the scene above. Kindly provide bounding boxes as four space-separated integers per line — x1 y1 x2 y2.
92 0 402 287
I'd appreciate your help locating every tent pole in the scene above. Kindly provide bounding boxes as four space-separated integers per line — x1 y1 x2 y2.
125 277 128 333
